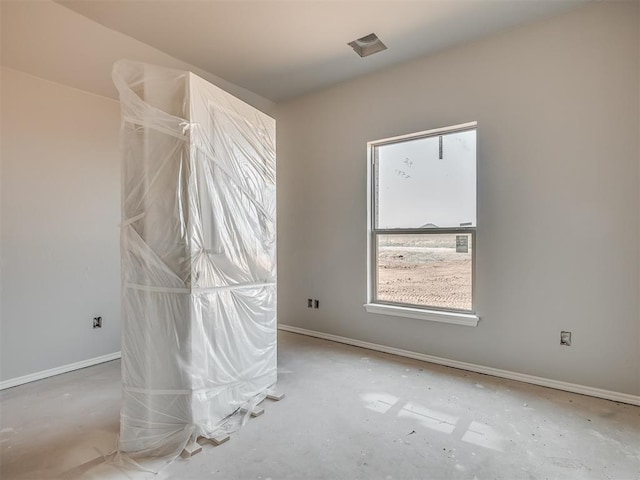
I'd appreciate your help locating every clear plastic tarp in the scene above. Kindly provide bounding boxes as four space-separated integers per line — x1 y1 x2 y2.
112 60 277 470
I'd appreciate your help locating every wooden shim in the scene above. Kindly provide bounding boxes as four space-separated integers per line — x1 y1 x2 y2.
210 434 230 446
241 405 265 418
250 406 264 417
267 391 285 401
181 441 202 458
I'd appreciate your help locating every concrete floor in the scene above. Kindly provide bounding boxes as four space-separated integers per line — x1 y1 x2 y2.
1 331 639 480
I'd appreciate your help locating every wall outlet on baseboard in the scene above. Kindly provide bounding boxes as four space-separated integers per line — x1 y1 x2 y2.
560 331 571 346
307 298 320 309
93 317 102 328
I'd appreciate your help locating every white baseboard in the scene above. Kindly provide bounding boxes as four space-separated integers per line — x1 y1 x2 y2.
278 324 640 407
0 351 121 390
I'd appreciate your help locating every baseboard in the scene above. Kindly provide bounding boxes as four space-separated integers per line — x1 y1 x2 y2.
0 351 121 390
278 324 640 406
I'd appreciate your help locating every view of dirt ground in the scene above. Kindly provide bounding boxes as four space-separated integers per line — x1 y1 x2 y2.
377 234 472 311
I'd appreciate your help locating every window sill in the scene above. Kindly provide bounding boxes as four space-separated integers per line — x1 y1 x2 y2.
363 303 479 327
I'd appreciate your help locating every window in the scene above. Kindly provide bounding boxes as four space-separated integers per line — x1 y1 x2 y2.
365 122 478 326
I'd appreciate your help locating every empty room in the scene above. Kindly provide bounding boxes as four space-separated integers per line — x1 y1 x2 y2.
1 1 639 479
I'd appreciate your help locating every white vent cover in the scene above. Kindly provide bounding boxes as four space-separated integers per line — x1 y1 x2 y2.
348 33 387 58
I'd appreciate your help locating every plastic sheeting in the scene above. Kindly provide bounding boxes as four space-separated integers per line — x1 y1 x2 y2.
112 60 277 470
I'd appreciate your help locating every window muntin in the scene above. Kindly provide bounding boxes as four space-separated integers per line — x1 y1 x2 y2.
369 123 477 314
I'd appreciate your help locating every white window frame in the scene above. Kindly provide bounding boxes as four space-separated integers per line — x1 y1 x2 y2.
364 122 480 327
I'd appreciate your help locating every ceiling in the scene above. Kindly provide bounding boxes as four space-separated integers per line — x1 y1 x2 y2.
57 0 592 103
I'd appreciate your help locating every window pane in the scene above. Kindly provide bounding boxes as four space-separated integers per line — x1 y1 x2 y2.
375 129 476 229
376 233 472 311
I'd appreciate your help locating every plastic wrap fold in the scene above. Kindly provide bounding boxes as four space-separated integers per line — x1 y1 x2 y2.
112 60 276 469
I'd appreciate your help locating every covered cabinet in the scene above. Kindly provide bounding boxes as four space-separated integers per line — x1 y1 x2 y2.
112 60 277 466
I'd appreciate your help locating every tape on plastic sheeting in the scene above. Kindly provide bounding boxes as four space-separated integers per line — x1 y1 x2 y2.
191 282 276 294
124 282 276 295
123 373 274 396
120 212 146 228
123 385 239 396
123 115 190 141
124 283 191 294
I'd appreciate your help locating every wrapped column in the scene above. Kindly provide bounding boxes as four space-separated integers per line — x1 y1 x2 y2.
112 60 277 464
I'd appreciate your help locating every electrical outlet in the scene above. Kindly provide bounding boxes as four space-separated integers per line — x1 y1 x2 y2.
93 316 102 329
307 299 313 308
560 331 571 346
313 299 319 309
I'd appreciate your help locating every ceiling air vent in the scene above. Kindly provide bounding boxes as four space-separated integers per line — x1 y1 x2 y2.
348 33 387 58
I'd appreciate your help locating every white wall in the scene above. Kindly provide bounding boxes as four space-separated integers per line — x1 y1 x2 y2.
1 68 121 381
275 2 640 395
